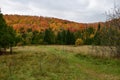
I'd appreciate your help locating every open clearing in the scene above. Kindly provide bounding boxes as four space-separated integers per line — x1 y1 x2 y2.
0 45 120 80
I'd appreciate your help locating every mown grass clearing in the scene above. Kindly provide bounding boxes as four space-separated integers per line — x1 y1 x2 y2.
0 45 120 80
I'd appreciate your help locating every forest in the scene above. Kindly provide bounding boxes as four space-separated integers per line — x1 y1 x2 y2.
0 12 120 57
2 14 103 45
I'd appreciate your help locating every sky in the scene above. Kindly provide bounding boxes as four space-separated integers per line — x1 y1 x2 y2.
0 0 120 23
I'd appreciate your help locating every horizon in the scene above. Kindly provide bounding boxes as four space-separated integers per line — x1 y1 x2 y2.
3 13 105 24
0 0 120 23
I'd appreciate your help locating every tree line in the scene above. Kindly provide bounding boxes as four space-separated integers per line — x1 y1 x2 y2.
16 26 98 45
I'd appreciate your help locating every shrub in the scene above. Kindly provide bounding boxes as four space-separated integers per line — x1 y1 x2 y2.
75 38 84 46
90 34 95 39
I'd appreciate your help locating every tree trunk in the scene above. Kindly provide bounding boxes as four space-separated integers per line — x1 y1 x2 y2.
4 48 6 54
0 48 2 55
10 46 12 54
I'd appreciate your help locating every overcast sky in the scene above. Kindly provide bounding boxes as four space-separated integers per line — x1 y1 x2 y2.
0 0 120 23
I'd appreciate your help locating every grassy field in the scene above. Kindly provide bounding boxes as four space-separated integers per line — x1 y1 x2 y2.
0 45 120 80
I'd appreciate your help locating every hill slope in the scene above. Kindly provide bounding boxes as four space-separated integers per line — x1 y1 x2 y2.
3 15 101 32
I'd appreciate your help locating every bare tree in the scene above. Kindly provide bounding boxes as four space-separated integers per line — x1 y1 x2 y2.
106 5 120 57
92 5 120 58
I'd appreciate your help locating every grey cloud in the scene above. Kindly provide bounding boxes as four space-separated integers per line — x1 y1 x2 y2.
0 0 120 23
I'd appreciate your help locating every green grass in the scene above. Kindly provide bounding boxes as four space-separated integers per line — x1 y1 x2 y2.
0 45 120 80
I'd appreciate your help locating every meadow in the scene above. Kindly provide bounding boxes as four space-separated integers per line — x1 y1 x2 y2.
0 45 120 80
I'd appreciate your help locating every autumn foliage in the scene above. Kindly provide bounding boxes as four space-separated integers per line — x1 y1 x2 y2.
3 15 102 32
2 14 106 46
75 38 84 46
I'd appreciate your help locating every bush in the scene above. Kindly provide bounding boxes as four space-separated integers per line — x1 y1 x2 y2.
90 34 95 39
75 38 84 46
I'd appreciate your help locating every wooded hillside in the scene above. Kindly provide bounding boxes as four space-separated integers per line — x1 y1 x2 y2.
3 15 102 32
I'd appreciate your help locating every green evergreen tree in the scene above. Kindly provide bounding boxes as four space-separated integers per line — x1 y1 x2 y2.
66 30 71 44
74 30 82 40
84 27 95 45
44 28 55 44
61 29 67 44
66 30 75 45
32 31 44 44
0 12 8 53
0 11 16 54
93 24 101 45
57 31 62 44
